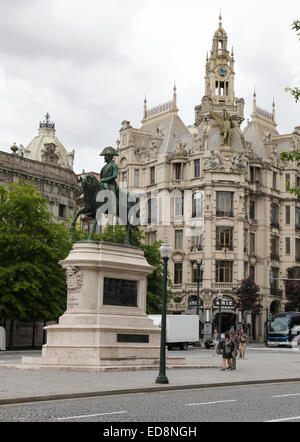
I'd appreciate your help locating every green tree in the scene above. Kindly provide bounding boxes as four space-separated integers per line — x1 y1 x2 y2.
0 182 75 328
97 224 174 313
234 278 263 318
285 280 300 311
285 20 300 103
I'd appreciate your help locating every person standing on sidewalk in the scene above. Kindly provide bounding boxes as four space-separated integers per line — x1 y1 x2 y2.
220 333 234 371
229 329 239 370
212 328 219 356
239 329 247 359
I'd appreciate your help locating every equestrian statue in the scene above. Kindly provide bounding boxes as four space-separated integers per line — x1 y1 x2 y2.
70 146 139 245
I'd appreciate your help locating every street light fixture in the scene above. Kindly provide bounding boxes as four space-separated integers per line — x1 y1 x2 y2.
156 239 172 384
217 290 223 338
193 259 202 347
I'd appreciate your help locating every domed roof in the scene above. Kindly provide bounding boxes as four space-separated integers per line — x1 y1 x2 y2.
24 113 75 169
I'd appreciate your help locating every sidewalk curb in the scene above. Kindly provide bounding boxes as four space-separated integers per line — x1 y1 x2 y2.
1 378 300 406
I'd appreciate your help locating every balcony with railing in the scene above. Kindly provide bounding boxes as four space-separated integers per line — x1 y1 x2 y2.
271 288 283 297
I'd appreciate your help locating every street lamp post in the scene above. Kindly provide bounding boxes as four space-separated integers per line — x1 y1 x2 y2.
217 290 223 338
193 259 202 347
156 240 172 384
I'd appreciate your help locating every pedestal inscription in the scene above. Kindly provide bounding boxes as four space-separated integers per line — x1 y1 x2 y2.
103 277 137 307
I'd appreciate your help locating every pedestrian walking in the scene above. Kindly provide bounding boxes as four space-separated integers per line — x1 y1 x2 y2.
212 328 219 356
220 333 234 371
239 329 247 359
229 329 240 370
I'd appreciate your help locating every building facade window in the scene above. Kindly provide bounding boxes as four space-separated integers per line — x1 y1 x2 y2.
192 263 203 283
194 159 200 178
286 174 291 191
59 204 66 218
191 229 202 250
216 191 234 217
174 163 182 180
286 237 291 255
215 261 233 283
250 232 255 253
286 206 291 225
272 171 277 190
192 191 203 218
134 169 139 187
146 231 156 245
175 230 183 249
216 226 233 250
296 207 300 230
249 200 255 220
122 171 127 187
150 166 155 185
271 236 279 261
249 265 255 282
270 267 279 289
296 238 300 262
174 195 184 216
271 203 279 228
174 263 183 284
147 198 158 224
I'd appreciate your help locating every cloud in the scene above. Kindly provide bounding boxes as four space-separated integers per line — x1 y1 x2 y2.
0 0 299 173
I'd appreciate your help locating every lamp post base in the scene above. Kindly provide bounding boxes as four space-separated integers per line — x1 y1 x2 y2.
155 375 169 384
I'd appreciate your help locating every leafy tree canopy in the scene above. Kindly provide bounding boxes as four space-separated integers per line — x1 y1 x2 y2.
0 182 75 321
285 20 300 103
234 277 262 315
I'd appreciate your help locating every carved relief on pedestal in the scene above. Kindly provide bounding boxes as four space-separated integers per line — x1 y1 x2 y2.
66 266 84 310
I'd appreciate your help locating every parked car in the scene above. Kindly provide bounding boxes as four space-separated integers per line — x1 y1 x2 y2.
205 337 214 349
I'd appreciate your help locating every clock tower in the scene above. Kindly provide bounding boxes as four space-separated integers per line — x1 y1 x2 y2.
195 15 244 129
205 14 235 105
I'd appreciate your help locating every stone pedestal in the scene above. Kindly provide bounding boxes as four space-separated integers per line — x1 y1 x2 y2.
22 241 184 370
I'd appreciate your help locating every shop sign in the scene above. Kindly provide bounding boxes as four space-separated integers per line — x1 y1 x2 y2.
213 296 235 310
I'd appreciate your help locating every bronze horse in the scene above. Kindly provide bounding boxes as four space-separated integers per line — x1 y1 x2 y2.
70 173 140 245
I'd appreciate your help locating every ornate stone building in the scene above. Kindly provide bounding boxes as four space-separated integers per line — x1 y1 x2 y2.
115 16 300 342
0 114 79 348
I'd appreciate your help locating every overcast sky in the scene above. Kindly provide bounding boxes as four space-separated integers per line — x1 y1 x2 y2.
0 0 299 173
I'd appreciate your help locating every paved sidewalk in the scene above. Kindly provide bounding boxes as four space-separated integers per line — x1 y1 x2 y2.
0 347 300 404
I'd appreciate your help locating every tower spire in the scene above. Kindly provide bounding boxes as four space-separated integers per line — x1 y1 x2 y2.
253 88 257 114
219 10 222 27
173 82 177 108
143 94 147 119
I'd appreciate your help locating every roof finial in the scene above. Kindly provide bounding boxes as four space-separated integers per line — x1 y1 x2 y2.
219 10 222 27
143 94 147 119
253 88 257 114
272 97 276 122
173 81 177 108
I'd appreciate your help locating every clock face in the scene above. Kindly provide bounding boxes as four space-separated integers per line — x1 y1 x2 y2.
217 66 228 77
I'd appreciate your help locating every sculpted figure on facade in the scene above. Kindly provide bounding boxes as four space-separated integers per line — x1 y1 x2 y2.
204 150 223 170
232 153 247 172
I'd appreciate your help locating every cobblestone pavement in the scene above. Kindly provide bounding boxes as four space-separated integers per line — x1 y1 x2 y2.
0 346 299 402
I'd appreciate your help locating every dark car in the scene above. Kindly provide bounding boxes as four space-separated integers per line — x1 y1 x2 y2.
205 337 225 350
205 337 214 349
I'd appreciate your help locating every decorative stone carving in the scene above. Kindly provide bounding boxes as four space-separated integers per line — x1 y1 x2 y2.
41 143 59 165
232 153 247 172
134 145 146 162
66 266 84 310
173 140 187 157
120 120 132 132
204 150 223 170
